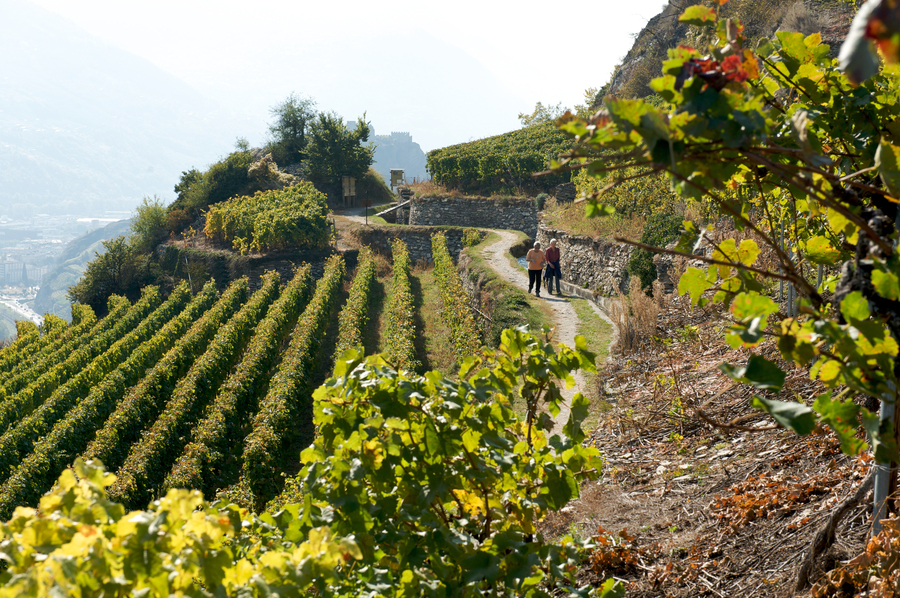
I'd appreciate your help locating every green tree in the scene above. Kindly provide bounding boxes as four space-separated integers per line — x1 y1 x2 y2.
554 1 900 548
166 150 253 227
304 112 374 199
66 237 148 314
129 195 167 253
518 101 567 127
266 92 317 166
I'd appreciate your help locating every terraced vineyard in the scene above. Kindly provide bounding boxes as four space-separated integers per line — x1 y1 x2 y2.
0 241 501 515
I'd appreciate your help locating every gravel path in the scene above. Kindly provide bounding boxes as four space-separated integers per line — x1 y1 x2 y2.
481 230 615 435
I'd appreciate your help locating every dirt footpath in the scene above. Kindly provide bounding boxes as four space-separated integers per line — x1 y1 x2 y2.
480 230 615 433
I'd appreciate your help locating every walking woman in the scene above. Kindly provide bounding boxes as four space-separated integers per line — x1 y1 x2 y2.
544 238 562 295
526 241 546 297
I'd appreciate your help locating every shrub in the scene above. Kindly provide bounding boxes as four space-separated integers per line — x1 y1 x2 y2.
627 211 683 293
461 227 483 248
167 151 254 228
130 195 168 253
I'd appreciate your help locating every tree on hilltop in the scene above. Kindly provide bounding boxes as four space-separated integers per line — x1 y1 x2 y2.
305 112 374 200
266 92 317 166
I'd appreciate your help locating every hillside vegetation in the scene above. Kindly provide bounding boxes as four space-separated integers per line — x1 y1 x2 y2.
426 121 572 195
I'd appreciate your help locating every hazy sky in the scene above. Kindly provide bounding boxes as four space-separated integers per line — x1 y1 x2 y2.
29 0 668 151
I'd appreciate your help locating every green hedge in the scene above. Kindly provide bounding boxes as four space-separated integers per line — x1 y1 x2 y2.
426 122 571 193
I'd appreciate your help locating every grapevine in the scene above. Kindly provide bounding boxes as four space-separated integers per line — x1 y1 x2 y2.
383 238 419 371
431 232 482 361
426 121 571 193
204 181 331 253
239 254 344 508
333 246 375 361
0 281 216 517
108 274 279 509
162 265 313 497
81 279 246 472
0 305 98 400
0 290 159 440
0 285 191 484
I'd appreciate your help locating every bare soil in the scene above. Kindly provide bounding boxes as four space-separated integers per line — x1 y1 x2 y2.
549 294 872 597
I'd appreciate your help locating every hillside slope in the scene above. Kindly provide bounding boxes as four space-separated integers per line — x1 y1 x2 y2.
602 0 854 100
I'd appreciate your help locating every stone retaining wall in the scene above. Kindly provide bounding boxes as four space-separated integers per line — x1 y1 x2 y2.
409 196 538 238
535 226 634 296
350 225 467 264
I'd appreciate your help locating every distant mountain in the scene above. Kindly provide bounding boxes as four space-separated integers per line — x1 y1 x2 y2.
0 0 241 217
33 218 132 321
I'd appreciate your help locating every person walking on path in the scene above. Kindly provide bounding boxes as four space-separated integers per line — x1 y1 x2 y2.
544 238 562 295
526 242 546 297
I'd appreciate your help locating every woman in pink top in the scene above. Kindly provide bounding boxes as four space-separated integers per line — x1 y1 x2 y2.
525 242 546 297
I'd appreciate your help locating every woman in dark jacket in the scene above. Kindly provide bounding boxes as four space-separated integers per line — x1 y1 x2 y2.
544 239 562 295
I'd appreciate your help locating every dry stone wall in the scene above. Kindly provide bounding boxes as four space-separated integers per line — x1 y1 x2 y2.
350 225 466 264
409 196 538 238
536 226 634 296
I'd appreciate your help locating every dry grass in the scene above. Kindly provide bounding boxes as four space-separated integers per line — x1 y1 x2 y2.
780 2 825 35
410 264 459 374
406 180 466 198
541 202 645 240
609 277 660 355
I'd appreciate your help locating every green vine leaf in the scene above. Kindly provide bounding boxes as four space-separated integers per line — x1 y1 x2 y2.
751 396 816 435
679 5 717 26
720 354 786 392
876 138 900 199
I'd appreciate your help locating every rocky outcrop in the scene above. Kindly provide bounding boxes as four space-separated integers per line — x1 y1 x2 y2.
554 183 577 203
